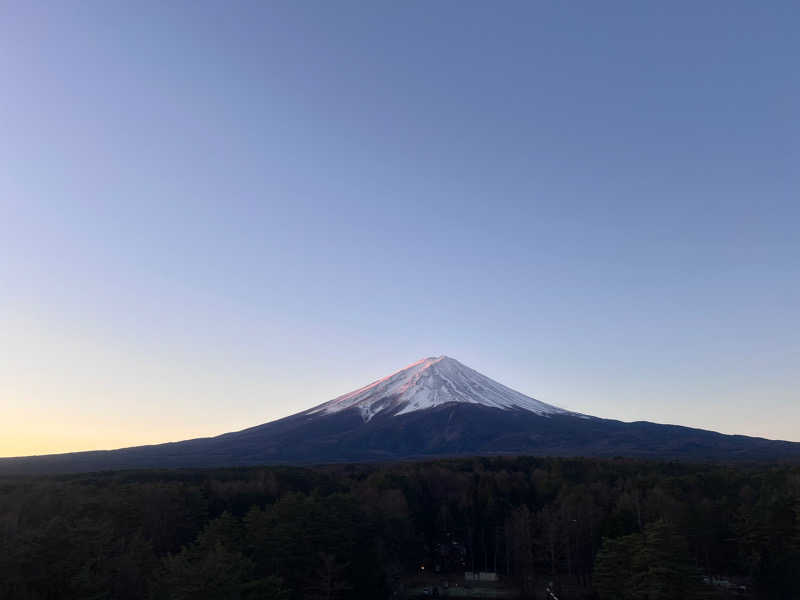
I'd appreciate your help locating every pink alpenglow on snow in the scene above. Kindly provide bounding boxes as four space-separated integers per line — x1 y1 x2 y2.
308 356 568 421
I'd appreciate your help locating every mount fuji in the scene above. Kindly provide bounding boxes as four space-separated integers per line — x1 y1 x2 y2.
2 355 799 474
307 356 567 421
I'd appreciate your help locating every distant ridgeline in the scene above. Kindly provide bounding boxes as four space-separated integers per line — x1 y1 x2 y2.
1 457 799 599
3 357 800 475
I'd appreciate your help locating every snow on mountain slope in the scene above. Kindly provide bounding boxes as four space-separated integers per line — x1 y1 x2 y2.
308 356 567 421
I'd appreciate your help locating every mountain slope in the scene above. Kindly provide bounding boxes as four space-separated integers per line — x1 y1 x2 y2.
308 356 566 420
2 356 799 474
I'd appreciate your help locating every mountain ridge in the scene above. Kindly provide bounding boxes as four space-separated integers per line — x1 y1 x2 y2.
307 355 567 421
2 355 799 474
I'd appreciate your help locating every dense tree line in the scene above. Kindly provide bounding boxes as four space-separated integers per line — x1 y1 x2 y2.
0 457 798 599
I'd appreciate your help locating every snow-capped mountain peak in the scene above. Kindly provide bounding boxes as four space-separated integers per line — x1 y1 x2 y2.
308 355 566 421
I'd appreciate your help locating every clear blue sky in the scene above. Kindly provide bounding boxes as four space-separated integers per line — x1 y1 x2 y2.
2 1 798 455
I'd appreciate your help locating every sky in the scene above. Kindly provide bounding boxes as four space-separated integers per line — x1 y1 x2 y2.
1 1 798 457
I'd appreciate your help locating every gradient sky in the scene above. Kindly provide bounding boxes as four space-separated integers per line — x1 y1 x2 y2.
2 2 799 457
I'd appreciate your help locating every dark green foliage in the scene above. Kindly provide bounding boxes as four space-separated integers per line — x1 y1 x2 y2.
158 541 253 600
594 520 708 599
593 533 642 599
0 458 798 599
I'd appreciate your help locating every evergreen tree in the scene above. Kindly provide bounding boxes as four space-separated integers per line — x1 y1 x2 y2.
593 533 642 600
159 541 253 600
630 520 706 600
594 521 708 600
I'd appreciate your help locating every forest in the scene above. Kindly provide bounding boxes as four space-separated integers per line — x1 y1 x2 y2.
1 456 799 599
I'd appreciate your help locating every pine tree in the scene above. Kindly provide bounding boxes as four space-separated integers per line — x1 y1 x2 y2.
630 520 706 600
592 533 642 600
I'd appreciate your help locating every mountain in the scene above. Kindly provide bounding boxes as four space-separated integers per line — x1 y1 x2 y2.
2 355 800 474
307 356 567 420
